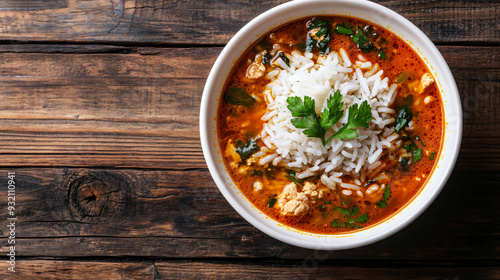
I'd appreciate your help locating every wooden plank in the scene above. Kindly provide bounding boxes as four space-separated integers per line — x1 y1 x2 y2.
0 0 496 44
0 260 154 279
155 261 500 280
0 46 497 170
0 168 498 259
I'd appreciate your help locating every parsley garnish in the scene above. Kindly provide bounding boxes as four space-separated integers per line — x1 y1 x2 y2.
331 205 369 228
335 22 353 35
430 152 435 160
413 148 422 163
286 91 372 146
376 184 390 208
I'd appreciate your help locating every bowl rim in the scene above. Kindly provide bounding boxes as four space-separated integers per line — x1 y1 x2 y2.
200 0 462 250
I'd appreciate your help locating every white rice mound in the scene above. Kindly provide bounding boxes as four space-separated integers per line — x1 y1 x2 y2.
254 49 401 192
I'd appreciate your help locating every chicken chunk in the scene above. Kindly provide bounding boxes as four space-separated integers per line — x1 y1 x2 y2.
302 182 324 199
421 73 434 90
246 53 266 79
278 183 310 216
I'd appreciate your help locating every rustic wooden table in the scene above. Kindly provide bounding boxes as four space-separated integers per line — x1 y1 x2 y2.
0 0 498 279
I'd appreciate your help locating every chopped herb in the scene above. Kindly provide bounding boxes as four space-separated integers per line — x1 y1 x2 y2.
307 17 330 30
404 142 417 153
378 49 387 59
285 170 303 187
278 52 290 67
267 197 277 208
331 205 369 228
334 206 353 216
252 169 263 176
363 179 376 188
395 105 413 133
413 148 422 163
416 135 426 147
294 42 307 53
376 184 390 208
430 152 435 160
399 157 410 168
235 138 259 163
325 200 331 204
396 72 408 83
262 52 272 66
335 22 353 35
306 17 331 55
331 221 344 228
352 26 377 53
224 87 255 108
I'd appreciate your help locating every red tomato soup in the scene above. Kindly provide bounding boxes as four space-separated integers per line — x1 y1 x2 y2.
217 16 443 234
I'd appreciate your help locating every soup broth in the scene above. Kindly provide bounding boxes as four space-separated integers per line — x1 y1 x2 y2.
217 16 443 234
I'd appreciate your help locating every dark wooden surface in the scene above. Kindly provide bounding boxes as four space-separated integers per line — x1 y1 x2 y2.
0 0 498 279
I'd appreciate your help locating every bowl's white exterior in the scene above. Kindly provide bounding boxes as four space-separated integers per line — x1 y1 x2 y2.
200 0 462 250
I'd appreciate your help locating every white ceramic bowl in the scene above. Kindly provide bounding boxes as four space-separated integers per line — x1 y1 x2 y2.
200 0 462 250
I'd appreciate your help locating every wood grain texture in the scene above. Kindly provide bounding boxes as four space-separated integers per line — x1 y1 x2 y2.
155 261 500 280
0 46 497 170
0 260 154 279
0 0 496 44
0 168 498 259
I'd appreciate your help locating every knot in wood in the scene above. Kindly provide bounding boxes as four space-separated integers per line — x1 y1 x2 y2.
66 170 133 222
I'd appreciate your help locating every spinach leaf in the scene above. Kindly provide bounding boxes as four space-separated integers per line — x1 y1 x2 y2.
395 105 413 133
285 170 303 187
224 87 255 108
235 138 259 163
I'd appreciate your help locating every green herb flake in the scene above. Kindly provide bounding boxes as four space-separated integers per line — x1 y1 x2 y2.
267 197 277 208
306 17 331 55
235 138 259 163
395 105 413 133
252 169 263 176
416 135 426 147
378 49 387 59
413 148 422 163
335 22 353 35
331 205 369 229
262 52 272 66
325 200 331 204
396 73 408 83
430 152 435 160
376 184 390 208
224 87 255 108
278 52 290 67
285 170 303 187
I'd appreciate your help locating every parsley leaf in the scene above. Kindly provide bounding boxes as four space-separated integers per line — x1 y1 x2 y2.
330 101 372 141
413 148 422 163
376 184 390 208
267 197 277 208
287 92 372 146
430 152 435 160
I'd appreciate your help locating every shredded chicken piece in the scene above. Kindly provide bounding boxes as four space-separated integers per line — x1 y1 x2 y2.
246 53 266 79
253 181 263 192
278 183 310 216
302 182 324 199
421 73 434 90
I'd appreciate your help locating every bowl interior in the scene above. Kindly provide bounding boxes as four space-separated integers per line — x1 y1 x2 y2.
200 0 462 250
